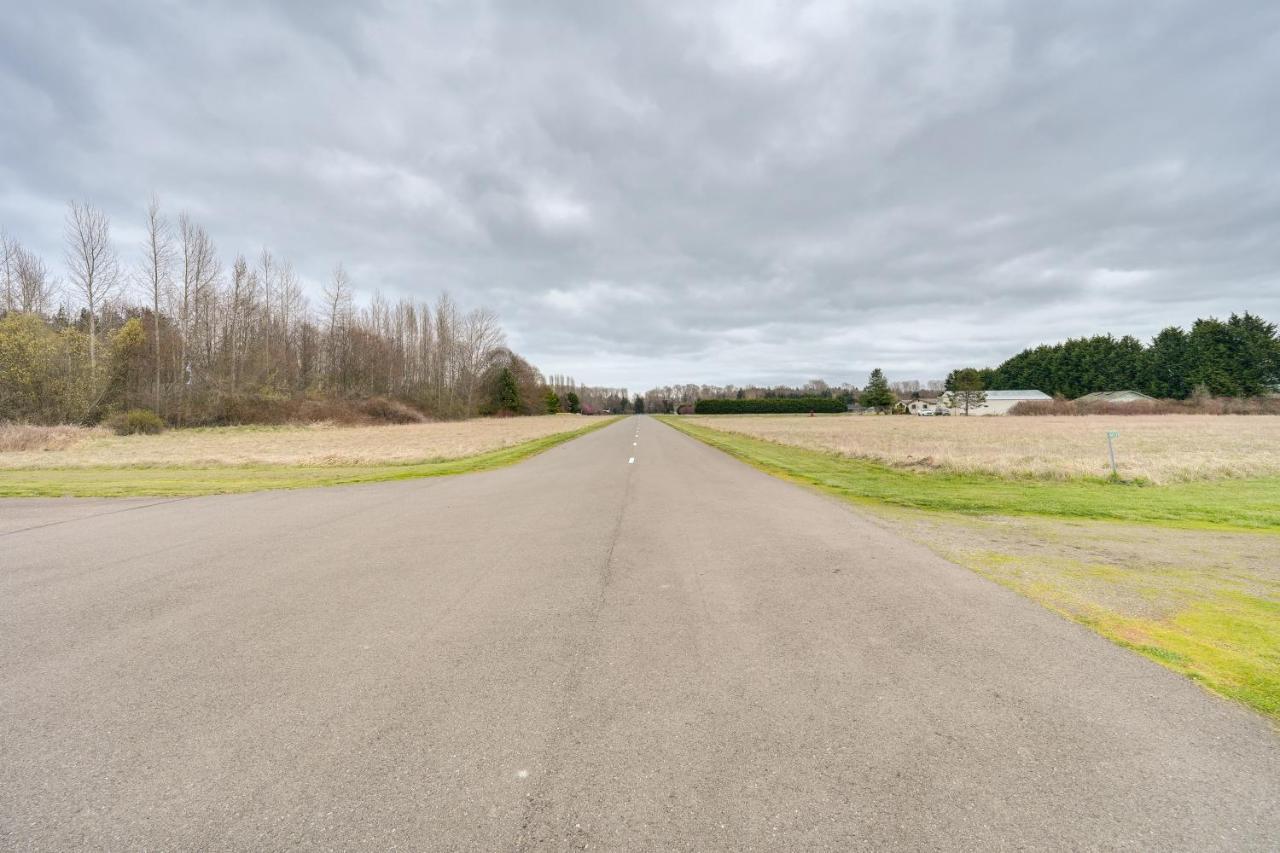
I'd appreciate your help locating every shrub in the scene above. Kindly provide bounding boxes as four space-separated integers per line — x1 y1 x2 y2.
208 393 292 425
357 397 427 424
107 408 166 435
694 397 847 415
182 393 430 426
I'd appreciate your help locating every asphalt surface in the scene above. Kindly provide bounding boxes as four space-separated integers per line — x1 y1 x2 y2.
1 415 1277 850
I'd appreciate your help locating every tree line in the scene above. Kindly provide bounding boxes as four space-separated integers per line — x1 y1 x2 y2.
693 397 847 414
0 199 601 426
644 371 921 413
643 379 858 413
643 312 1280 418
544 374 633 415
949 313 1280 399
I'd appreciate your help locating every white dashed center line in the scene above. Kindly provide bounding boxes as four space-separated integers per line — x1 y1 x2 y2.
628 457 635 464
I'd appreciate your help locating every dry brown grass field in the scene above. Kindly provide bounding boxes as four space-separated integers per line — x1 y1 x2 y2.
0 416 589 470
682 414 1280 483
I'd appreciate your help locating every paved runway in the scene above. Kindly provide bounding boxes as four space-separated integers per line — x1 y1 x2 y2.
2 416 1276 850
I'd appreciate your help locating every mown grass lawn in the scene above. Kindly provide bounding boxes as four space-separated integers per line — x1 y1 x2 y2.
660 415 1280 721
0 418 617 498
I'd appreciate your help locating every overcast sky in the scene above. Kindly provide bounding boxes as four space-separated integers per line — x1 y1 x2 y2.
3 2 1278 391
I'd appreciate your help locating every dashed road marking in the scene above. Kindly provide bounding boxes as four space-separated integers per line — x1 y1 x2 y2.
628 457 635 464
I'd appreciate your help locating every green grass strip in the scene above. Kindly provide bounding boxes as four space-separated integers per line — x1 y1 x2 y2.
659 416 1280 531
0 418 620 498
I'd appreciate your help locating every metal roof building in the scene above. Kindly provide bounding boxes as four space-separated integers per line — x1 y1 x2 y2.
943 389 1050 415
1076 390 1156 403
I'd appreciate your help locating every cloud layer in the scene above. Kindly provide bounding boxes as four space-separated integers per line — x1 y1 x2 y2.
4 1 1279 390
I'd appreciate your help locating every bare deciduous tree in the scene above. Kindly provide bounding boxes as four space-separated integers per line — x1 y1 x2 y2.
176 214 219 421
275 262 305 389
323 263 353 390
15 245 56 314
141 195 174 411
1 234 57 315
433 292 458 415
459 307 504 414
1 230 15 313
65 201 120 374
257 248 275 369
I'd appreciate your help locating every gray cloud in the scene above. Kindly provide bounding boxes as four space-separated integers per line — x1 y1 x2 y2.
3 0 1278 390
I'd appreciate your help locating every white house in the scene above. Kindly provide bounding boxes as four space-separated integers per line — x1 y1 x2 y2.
943 389 1050 416
903 398 941 415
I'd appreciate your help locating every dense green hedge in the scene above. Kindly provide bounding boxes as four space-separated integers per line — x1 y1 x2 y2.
960 312 1279 400
694 397 847 414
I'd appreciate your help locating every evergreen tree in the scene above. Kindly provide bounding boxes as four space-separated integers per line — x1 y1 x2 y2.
495 367 520 413
860 368 894 410
1144 326 1192 399
942 368 986 414
1187 313 1280 397
544 389 561 414
633 394 645 414
566 391 581 414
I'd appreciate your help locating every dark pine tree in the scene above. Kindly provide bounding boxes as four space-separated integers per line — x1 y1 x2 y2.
495 367 520 413
860 368 895 410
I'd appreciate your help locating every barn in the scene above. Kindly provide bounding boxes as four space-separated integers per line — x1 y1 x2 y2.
1076 390 1156 404
944 389 1050 416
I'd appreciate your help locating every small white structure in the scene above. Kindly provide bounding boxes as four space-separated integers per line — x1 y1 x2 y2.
943 389 1050 416
1076 390 1156 404
904 398 941 415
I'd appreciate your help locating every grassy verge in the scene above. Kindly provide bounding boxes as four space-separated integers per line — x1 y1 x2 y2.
658 417 1280 530
660 415 1280 721
880 508 1280 722
0 418 619 498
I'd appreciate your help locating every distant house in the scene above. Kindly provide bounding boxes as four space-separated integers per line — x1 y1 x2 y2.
942 389 1051 416
1076 390 1156 404
903 398 941 415
895 390 943 415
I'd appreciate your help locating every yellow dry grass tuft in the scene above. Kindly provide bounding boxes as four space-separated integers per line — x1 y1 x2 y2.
0 416 591 470
682 414 1280 484
0 424 104 453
